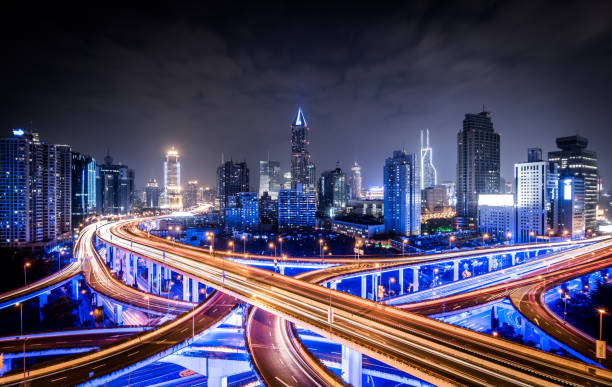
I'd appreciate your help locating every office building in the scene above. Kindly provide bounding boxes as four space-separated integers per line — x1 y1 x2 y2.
259 191 277 226
224 192 259 232
477 194 515 241
71 152 97 229
29 132 57 243
290 108 316 192
456 110 500 230
97 151 133 215
383 150 421 236
1 129 30 246
216 160 249 210
183 180 199 209
364 186 384 200
55 145 72 236
420 129 437 189
514 148 558 243
259 159 282 199
548 136 598 231
164 147 182 210
422 185 447 212
278 189 316 229
145 178 160 208
557 175 585 238
349 162 363 199
440 181 457 207
318 165 347 218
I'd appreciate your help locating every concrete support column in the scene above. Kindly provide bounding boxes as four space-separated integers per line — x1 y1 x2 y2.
412 266 420 292
398 269 404 295
488 256 494 272
511 253 516 266
72 278 80 300
183 276 190 301
330 281 337 290
114 304 123 326
360 275 367 299
155 264 162 295
341 345 363 387
453 261 459 281
279 266 285 275
124 251 130 284
193 279 201 303
146 260 153 293
39 292 48 320
131 254 137 287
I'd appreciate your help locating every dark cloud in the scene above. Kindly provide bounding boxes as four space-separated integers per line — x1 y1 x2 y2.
1 1 611 189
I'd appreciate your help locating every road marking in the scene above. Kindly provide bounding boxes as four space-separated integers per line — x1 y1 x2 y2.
92 363 106 370
127 351 139 357
274 376 292 387
51 376 67 382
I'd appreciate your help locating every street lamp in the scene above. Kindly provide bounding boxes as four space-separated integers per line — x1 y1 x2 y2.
278 237 283 256
402 239 408 256
506 231 512 245
24 262 31 286
268 242 276 257
241 235 246 254
388 277 395 296
482 233 489 246
530 231 535 244
449 235 456 250
598 309 606 341
319 239 324 259
228 240 234 253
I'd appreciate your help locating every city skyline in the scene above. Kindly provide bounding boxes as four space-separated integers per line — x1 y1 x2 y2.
1 2 611 189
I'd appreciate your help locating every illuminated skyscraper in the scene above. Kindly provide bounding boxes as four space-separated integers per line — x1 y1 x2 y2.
183 180 199 209
383 150 421 236
349 161 362 199
259 159 282 199
318 164 347 218
55 144 72 236
71 152 97 229
145 178 160 208
420 129 437 189
548 136 598 231
1 129 30 246
164 147 182 210
290 108 316 192
456 110 500 230
216 160 249 210
97 151 132 215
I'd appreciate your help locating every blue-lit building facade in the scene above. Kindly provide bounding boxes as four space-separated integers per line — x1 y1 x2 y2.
383 150 421 236
278 189 316 229
557 174 585 239
71 152 97 229
224 192 259 232
318 166 347 218
97 152 134 215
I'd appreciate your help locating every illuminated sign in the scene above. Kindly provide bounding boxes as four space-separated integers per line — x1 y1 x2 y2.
12 128 24 136
563 179 572 200
478 194 514 207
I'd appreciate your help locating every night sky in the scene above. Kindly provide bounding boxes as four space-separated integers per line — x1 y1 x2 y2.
1 1 611 190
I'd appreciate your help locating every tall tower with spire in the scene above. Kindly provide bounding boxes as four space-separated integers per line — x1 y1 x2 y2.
420 129 437 190
290 108 316 192
163 147 182 210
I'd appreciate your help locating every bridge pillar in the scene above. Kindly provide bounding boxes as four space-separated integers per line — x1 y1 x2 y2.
398 269 404 295
453 261 459 281
39 291 48 320
131 254 138 287
155 264 162 295
279 265 285 275
124 250 130 284
146 260 153 293
412 266 419 292
183 276 190 301
330 281 337 290
511 253 516 266
488 256 494 272
114 304 123 326
192 279 199 303
360 275 367 299
341 345 362 387
106 245 112 267
72 278 80 300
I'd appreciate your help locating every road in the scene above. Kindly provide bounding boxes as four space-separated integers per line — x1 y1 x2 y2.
87 220 612 386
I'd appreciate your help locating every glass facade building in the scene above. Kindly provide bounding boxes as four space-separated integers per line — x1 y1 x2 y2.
383 150 421 236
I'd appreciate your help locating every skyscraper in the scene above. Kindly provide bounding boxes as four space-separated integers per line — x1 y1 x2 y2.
420 129 437 189
290 108 316 192
548 136 598 231
29 132 57 242
383 150 421 236
183 180 199 209
318 165 347 218
216 160 249 210
259 159 282 199
1 129 30 246
514 148 558 243
557 175 585 238
164 147 182 210
71 152 97 229
97 151 132 215
55 144 72 236
349 161 362 199
145 178 160 208
456 110 501 230
278 189 316 229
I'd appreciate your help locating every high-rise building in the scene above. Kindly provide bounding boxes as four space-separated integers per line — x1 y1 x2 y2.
97 151 132 215
557 174 585 238
349 161 362 199
71 152 97 229
318 165 347 218
422 185 447 212
548 136 598 231
259 191 277 225
420 129 437 189
183 180 199 209
282 171 292 189
224 192 259 232
55 145 72 236
145 178 160 208
1 129 72 246
440 181 456 207
514 148 558 243
456 110 500 230
1 129 30 246
290 108 316 192
477 194 515 241
164 147 182 210
278 189 316 229
259 159 282 199
383 150 421 236
216 160 249 210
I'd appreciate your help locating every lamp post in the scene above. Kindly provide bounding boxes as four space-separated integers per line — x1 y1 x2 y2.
278 237 283 256
402 239 408 256
598 309 606 341
530 231 535 244
24 262 31 286
388 277 395 296
319 239 324 259
506 232 512 245
432 268 438 288
449 235 455 250
268 242 276 258
228 240 234 254
482 233 489 246
241 235 246 254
